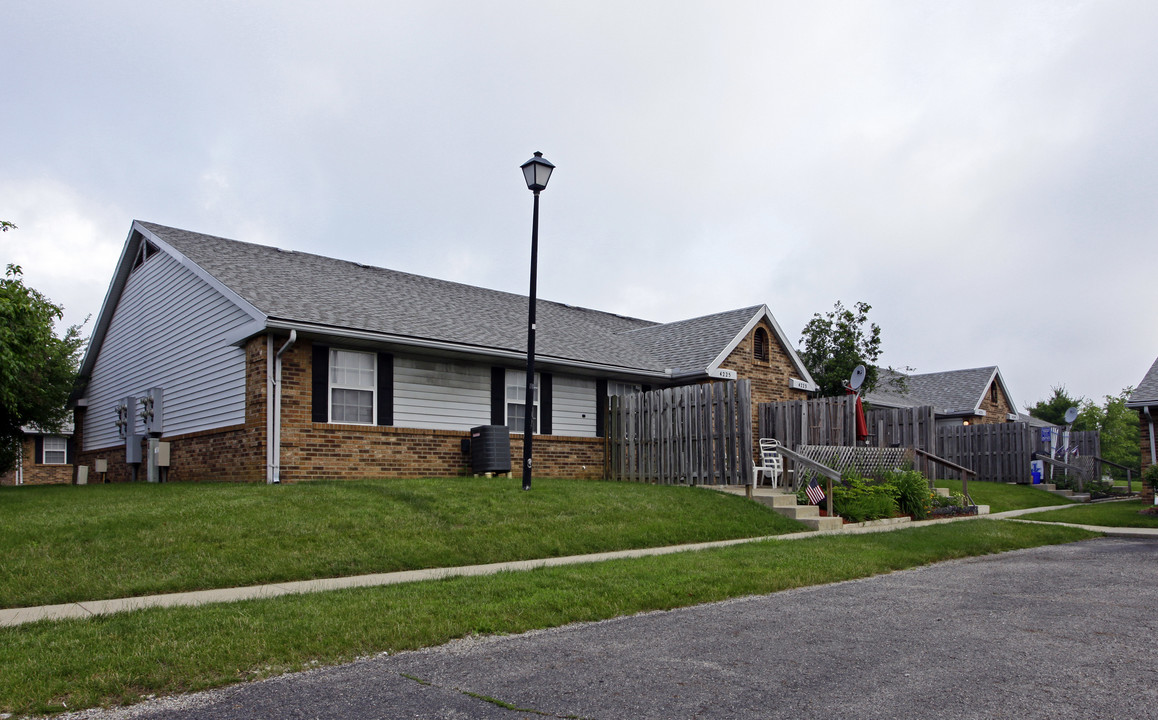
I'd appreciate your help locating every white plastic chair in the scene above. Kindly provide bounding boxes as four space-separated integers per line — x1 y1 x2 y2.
754 438 783 488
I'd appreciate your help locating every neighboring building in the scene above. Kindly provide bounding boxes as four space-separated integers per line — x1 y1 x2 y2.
70 221 817 483
864 366 1019 428
1126 355 1158 502
1016 412 1056 429
0 425 75 486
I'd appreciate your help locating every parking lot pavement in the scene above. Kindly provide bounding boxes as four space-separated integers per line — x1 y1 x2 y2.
68 537 1158 720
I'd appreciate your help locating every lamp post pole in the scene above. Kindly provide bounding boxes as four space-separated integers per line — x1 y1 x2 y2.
522 189 540 491
519 151 554 492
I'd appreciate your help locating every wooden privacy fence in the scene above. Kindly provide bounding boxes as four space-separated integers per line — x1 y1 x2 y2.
606 380 752 485
864 406 936 452
758 396 937 452
758 396 858 447
936 423 1101 484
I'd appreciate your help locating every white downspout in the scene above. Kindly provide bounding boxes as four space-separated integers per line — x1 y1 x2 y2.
272 330 297 484
266 335 275 483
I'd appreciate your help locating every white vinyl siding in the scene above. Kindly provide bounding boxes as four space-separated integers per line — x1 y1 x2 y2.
392 357 491 430
82 250 252 450
552 375 597 437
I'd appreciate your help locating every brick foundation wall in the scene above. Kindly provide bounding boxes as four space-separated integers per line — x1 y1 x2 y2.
281 423 603 481
718 319 809 456
0 437 74 486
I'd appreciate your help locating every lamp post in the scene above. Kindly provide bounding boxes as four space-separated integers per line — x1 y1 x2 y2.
519 151 554 491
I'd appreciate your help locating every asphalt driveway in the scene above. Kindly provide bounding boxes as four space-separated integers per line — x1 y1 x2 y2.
69 537 1158 719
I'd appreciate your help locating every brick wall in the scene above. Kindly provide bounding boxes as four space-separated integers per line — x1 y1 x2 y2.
74 336 269 484
0 437 74 486
71 335 605 483
278 340 603 481
1141 409 1155 502
975 379 1015 425
718 319 809 455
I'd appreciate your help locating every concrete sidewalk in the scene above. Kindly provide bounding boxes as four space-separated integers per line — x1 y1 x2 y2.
4 502 1152 629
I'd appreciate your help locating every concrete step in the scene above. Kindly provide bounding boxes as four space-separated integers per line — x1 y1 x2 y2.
773 504 819 520
798 516 845 532
1034 483 1057 491
1070 493 1091 503
751 492 803 509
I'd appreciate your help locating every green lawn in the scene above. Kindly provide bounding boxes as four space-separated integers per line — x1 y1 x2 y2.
1021 499 1158 528
0 520 1096 716
934 479 1076 512
0 478 808 608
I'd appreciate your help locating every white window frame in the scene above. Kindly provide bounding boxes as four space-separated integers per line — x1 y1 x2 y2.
506 369 540 434
42 436 68 465
329 349 377 425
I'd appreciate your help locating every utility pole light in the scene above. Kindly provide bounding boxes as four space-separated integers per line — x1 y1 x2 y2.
519 151 554 491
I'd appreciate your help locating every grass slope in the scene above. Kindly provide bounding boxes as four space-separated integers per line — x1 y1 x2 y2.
0 520 1096 716
0 479 807 608
1022 499 1158 528
934 479 1076 512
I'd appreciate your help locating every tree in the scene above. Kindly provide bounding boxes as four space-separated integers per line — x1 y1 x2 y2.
0 261 86 473
1030 385 1141 480
1075 389 1140 479
798 301 882 398
1027 386 1084 427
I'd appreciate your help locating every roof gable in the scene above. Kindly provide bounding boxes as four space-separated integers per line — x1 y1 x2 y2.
865 366 1017 416
1127 355 1158 407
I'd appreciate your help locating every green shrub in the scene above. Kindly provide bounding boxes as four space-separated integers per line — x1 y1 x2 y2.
828 471 898 522
836 492 899 523
883 469 933 520
1145 464 1158 491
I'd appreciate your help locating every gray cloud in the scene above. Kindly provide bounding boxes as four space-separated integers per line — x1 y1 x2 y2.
2 0 1155 407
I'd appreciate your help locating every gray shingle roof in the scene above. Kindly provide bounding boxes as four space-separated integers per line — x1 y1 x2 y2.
621 306 762 375
1127 355 1158 407
137 222 764 377
864 366 1000 416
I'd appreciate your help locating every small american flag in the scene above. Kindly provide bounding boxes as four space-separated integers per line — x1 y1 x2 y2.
806 478 826 505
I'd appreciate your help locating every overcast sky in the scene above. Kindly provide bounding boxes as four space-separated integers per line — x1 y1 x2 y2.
3 1 1156 410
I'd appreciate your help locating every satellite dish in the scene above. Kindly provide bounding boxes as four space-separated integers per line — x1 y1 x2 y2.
1063 407 1078 425
849 365 867 391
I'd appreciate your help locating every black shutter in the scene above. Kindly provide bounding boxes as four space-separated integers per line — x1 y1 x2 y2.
66 437 75 464
540 373 553 435
35 436 44 464
491 367 506 425
312 344 329 423
377 353 393 426
596 379 608 438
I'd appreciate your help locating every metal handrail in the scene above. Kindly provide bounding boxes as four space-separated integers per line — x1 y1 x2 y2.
775 444 838 517
1092 456 1136 494
1034 454 1087 492
913 448 975 506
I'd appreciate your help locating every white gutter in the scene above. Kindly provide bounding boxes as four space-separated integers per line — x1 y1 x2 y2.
262 319 672 381
270 330 297 484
